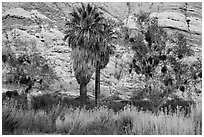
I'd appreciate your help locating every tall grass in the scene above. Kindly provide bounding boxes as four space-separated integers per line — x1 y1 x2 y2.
2 103 21 135
191 101 202 134
2 100 202 135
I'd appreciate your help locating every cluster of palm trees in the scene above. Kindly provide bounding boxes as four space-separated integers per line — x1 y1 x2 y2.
64 3 116 105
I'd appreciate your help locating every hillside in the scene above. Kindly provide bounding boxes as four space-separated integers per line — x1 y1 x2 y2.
2 2 202 100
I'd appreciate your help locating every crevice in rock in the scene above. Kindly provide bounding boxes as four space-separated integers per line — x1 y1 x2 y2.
162 26 201 36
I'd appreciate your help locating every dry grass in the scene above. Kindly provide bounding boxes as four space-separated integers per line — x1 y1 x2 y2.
2 99 202 135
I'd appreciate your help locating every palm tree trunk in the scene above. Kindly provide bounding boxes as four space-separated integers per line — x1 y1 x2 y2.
95 60 100 106
80 83 87 104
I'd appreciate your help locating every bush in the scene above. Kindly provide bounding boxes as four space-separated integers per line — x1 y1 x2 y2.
55 107 88 134
2 39 58 93
84 107 116 135
31 94 61 112
3 94 28 109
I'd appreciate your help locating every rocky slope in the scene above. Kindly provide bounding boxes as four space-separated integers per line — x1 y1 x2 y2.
2 2 202 99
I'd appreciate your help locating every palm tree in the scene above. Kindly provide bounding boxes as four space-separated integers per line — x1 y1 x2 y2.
94 20 116 105
64 3 116 104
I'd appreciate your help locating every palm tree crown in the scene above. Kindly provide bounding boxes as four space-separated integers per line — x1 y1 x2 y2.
64 3 105 51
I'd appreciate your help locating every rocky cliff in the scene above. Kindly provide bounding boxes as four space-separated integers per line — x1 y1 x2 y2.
2 2 202 98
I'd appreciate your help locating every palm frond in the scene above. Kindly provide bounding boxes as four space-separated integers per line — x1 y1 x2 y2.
70 9 80 22
64 3 117 70
86 3 92 15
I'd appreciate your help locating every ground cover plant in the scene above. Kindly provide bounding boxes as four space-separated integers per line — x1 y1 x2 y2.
2 98 202 135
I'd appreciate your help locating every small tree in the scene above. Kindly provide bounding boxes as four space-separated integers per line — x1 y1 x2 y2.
128 11 201 113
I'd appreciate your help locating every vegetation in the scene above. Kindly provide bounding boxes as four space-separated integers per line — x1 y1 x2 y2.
127 11 202 113
2 3 202 135
2 39 58 92
2 99 202 135
64 3 116 105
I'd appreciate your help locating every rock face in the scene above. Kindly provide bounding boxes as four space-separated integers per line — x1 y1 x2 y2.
2 2 202 97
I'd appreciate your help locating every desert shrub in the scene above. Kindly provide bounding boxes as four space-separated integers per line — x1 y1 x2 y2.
31 94 61 112
103 101 127 112
55 107 88 134
84 107 116 135
2 38 58 92
3 93 28 110
30 94 98 112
